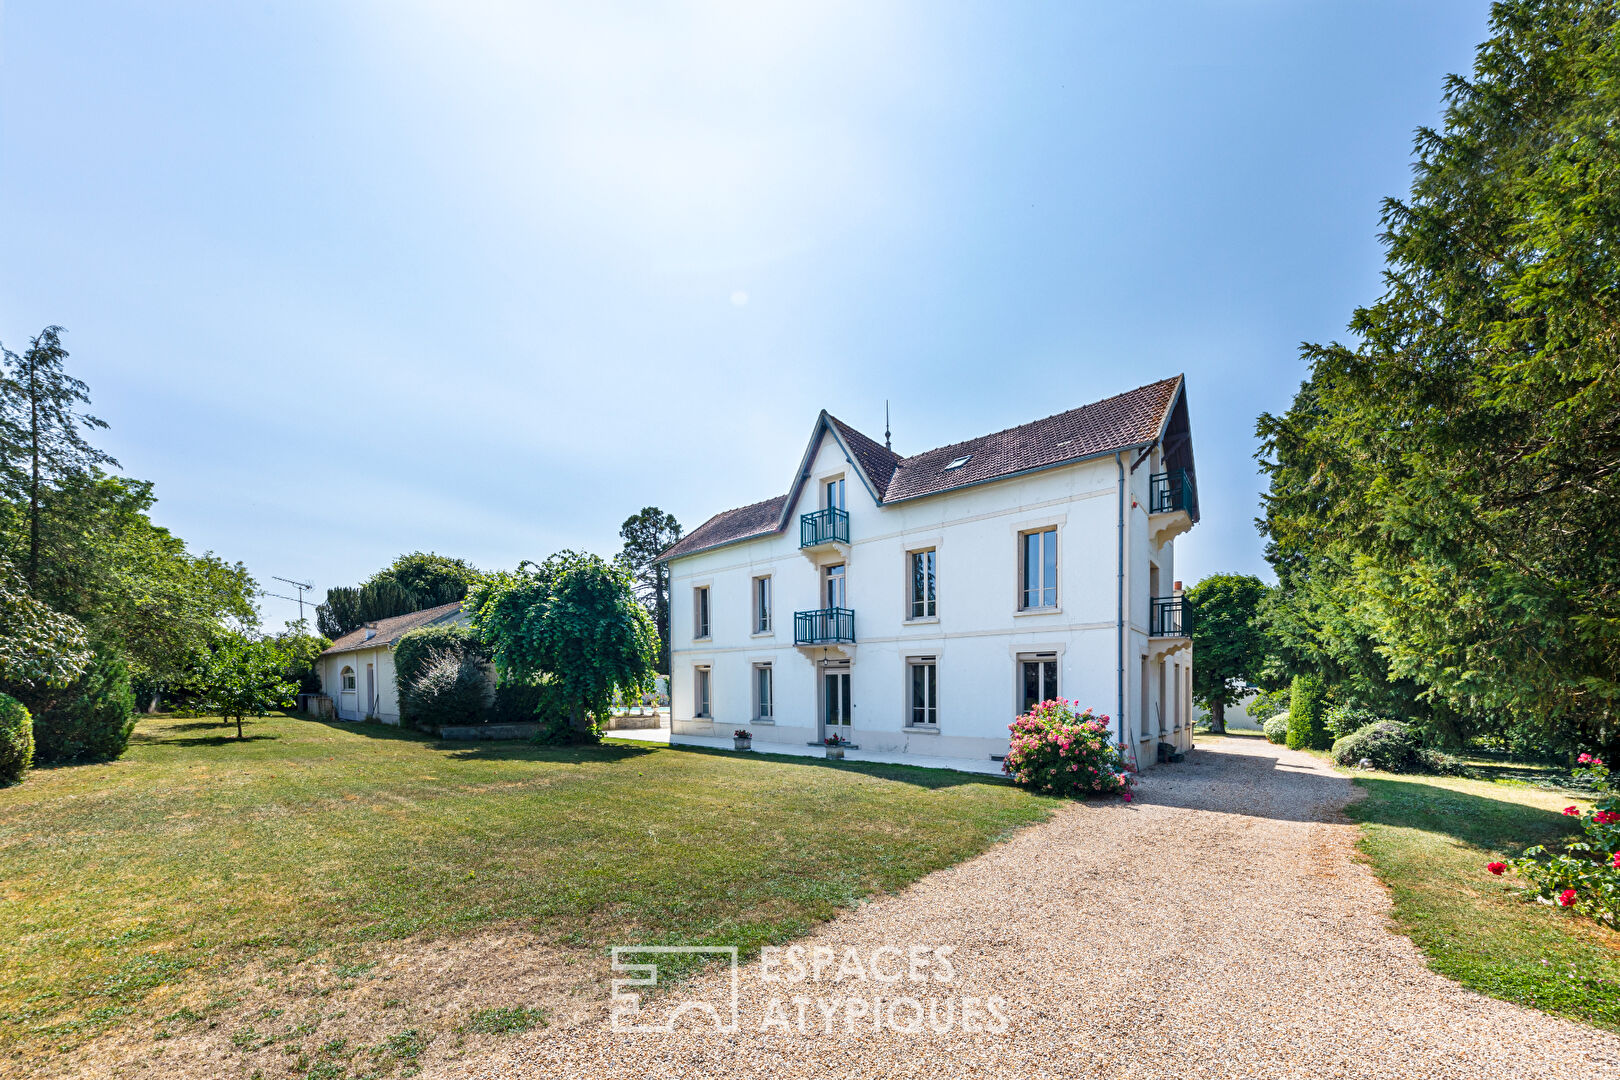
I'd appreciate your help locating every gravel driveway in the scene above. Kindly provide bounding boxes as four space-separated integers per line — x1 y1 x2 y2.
477 737 1620 1079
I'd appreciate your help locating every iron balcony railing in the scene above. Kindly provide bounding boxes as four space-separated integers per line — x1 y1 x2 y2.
795 607 856 645
800 506 850 547
1148 469 1197 517
1150 596 1191 638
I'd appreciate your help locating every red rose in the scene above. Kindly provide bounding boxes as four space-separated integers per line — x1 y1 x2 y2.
1612 852 1620 869
1558 889 1577 907
1486 862 1506 876
1562 806 1580 816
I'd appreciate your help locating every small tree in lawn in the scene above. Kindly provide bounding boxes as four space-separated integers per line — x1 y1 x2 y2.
467 551 658 742
1185 573 1271 734
200 635 296 740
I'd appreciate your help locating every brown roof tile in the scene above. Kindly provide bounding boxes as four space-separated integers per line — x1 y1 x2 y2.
321 601 466 656
658 494 789 562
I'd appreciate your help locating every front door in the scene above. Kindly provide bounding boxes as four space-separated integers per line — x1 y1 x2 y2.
824 564 846 609
824 670 851 734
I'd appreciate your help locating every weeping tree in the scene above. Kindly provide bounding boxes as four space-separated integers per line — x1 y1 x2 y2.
466 551 658 741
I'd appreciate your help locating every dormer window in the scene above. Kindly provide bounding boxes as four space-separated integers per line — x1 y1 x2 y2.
945 454 971 470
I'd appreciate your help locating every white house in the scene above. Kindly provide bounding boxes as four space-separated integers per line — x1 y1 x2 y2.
319 601 467 723
659 376 1199 771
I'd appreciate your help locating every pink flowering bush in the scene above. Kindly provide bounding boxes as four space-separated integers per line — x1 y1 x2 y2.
1493 753 1619 928
1003 699 1135 799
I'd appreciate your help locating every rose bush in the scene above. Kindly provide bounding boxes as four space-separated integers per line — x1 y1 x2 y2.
1003 699 1135 799
1492 754 1619 928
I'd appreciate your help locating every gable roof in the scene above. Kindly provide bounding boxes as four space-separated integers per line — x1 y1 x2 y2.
321 601 466 657
659 376 1189 563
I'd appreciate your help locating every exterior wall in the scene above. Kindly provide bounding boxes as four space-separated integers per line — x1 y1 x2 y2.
668 428 1194 769
323 646 402 724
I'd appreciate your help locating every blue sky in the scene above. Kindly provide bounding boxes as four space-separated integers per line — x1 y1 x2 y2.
1 2 1490 630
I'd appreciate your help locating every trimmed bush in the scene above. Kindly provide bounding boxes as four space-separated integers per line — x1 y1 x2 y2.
403 648 490 733
1325 702 1384 741
25 649 137 765
0 693 33 783
1263 713 1289 745
395 624 489 729
1003 699 1136 798
1285 674 1330 751
1330 720 1464 775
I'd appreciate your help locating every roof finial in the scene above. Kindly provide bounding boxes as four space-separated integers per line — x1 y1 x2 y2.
884 400 891 451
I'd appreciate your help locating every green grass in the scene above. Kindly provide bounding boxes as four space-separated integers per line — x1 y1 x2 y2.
1346 768 1620 1030
0 712 1055 1056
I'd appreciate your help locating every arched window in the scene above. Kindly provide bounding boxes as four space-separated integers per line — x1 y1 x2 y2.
341 666 356 691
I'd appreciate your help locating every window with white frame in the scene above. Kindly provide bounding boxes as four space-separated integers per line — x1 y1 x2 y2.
753 575 772 633
694 586 711 639
340 665 356 691
694 665 712 718
908 548 936 619
754 662 773 720
908 656 938 726
1019 653 1058 713
1019 528 1058 609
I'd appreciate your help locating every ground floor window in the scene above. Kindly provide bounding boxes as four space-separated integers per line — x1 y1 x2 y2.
694 665 711 718
754 663 773 720
340 665 356 691
1019 654 1057 714
908 657 937 726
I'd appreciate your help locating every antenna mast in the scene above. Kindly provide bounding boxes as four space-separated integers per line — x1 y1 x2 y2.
270 575 316 625
884 400 891 451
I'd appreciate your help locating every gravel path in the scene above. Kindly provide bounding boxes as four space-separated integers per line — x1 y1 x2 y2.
477 737 1620 1079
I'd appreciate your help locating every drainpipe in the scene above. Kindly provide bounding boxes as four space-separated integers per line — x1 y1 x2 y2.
1116 452 1128 764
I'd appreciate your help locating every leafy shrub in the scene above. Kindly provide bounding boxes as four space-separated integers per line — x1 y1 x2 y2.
403 649 489 733
1329 720 1463 775
1003 699 1135 798
25 649 137 764
1263 713 1289 745
1495 754 1619 929
0 693 33 783
1325 702 1384 741
1285 674 1330 751
395 625 488 729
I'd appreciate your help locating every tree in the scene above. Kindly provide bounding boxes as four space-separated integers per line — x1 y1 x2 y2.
1186 574 1271 734
0 326 117 587
1256 1 1620 758
316 553 484 639
0 553 90 691
617 508 682 673
466 551 658 740
197 634 297 740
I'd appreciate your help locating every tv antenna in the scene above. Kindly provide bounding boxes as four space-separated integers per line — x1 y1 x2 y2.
267 575 316 625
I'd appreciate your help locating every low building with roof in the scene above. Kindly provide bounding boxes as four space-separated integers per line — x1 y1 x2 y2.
658 376 1199 770
318 601 468 723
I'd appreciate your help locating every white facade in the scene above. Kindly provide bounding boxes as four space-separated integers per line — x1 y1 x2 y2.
322 646 399 723
666 391 1196 772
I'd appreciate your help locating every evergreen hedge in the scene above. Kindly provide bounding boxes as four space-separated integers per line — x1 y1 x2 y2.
0 693 33 783
1286 674 1330 751
25 649 137 764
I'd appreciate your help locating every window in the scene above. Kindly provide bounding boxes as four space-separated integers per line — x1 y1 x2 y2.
1020 653 1058 714
694 665 711 718
340 665 356 691
1019 528 1058 609
824 563 846 608
694 586 711 639
908 549 936 619
945 454 971 470
753 575 772 633
754 663 773 720
825 477 846 511
909 657 938 726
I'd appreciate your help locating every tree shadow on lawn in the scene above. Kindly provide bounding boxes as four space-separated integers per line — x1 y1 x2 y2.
658 742 1019 791
131 732 281 748
1345 774 1588 856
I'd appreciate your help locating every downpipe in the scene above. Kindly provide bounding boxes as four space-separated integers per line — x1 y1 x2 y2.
1116 452 1140 775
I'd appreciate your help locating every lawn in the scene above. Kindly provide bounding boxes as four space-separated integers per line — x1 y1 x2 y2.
1345 766 1620 1031
0 712 1056 1067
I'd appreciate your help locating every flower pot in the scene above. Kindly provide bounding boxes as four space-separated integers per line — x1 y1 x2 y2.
825 745 844 760
734 737 753 751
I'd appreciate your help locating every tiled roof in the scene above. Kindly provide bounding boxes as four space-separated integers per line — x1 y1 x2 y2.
321 601 466 656
883 377 1180 502
658 494 789 562
660 376 1183 561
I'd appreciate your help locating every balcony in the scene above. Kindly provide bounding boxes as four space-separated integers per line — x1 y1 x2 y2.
1147 469 1197 546
1149 596 1191 638
795 607 856 646
800 506 850 548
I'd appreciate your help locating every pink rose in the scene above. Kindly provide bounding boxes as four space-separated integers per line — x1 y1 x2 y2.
1558 889 1577 908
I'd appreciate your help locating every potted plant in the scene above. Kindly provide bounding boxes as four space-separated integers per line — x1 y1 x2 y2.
824 734 845 760
733 728 753 751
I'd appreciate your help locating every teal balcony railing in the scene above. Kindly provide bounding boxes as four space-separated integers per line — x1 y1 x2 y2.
800 506 850 547
1149 469 1197 516
795 607 856 645
1150 596 1191 638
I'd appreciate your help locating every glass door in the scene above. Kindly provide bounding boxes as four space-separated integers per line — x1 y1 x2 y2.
824 670 851 732
825 477 846 511
824 563 846 609
1020 656 1058 714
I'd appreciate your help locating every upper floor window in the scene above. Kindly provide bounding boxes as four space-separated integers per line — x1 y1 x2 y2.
909 657 938 726
1019 528 1058 610
694 586 711 639
824 563 846 609
908 549 936 619
694 665 712 718
753 575 772 634
825 477 846 511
